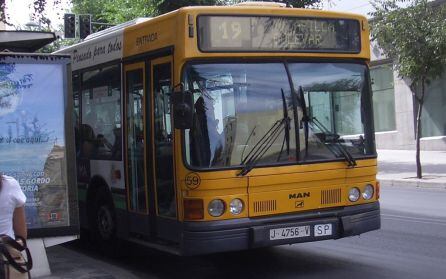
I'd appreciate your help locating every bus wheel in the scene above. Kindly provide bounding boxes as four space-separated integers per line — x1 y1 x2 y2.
97 204 115 241
90 192 119 256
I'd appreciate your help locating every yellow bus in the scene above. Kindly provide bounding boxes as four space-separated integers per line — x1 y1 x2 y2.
58 2 380 255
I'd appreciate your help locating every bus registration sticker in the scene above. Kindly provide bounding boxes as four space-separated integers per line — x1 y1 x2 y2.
314 224 333 237
269 226 310 240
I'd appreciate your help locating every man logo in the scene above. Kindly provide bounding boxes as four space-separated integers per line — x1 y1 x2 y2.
295 200 304 208
289 192 310 199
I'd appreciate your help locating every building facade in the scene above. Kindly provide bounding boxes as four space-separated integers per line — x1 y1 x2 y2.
370 0 446 151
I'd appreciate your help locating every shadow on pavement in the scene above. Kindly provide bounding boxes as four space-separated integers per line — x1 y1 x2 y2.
48 239 389 279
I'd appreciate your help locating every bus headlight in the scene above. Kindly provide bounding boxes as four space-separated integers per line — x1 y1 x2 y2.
208 199 225 217
229 198 244 215
348 187 360 202
362 184 374 200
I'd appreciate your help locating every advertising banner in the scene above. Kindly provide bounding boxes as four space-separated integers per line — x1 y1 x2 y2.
0 54 78 236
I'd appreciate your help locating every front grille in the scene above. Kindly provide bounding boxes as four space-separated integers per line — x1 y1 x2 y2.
321 189 342 205
253 200 277 213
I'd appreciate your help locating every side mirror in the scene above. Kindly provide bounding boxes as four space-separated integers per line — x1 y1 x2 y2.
172 85 193 129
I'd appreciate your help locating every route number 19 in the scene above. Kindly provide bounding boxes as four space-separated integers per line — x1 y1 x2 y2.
218 21 242 40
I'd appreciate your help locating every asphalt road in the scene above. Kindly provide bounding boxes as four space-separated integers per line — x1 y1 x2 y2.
44 185 446 279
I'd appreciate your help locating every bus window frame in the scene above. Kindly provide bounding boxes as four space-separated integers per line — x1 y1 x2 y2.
196 14 362 54
179 58 376 173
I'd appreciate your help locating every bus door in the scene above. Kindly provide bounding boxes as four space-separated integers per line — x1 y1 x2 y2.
124 62 152 235
150 56 178 241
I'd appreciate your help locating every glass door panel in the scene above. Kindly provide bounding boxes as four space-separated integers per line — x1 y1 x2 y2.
152 57 176 218
125 63 148 214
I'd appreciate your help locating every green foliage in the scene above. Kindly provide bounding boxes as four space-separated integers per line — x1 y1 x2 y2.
72 0 155 26
370 0 446 86
154 1 324 15
154 0 220 15
278 0 324 8
71 0 325 24
221 0 323 8
38 36 78 53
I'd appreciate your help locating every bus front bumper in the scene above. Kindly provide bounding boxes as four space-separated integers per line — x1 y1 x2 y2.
181 202 380 256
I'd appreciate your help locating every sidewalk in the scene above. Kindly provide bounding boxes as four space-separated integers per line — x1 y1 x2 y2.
377 149 446 189
39 243 142 279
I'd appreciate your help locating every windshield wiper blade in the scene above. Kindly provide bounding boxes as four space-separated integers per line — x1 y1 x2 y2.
240 125 256 163
310 117 357 167
238 88 292 176
297 86 309 157
336 143 357 167
296 86 356 167
277 89 290 162
238 117 288 176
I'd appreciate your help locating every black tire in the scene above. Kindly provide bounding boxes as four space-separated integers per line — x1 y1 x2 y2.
88 189 121 256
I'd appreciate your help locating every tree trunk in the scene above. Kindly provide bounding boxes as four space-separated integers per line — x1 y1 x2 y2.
415 78 425 179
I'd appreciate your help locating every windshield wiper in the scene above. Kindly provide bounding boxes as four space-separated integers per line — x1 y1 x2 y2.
240 125 256 163
297 86 309 157
238 117 289 176
297 86 356 167
277 89 291 162
238 90 291 176
310 116 357 167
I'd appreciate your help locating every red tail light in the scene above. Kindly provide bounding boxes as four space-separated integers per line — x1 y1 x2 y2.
184 199 204 220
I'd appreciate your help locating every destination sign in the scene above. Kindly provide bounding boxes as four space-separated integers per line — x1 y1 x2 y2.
198 16 361 53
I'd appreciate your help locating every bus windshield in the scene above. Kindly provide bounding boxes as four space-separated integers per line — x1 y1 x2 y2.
183 61 374 169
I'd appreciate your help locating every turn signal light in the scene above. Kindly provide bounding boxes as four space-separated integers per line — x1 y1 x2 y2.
184 199 204 220
376 181 380 200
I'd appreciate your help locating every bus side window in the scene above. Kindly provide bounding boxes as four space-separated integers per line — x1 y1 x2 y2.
80 65 122 161
73 73 81 157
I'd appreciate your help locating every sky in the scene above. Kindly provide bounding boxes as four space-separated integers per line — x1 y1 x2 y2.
6 0 376 30
6 0 71 30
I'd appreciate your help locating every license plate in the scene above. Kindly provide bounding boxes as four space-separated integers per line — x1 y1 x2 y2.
269 225 310 240
314 224 332 237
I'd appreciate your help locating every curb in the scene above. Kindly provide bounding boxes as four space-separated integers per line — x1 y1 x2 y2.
379 178 446 190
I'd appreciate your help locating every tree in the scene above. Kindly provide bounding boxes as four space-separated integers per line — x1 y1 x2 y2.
72 0 156 26
370 0 446 178
221 0 323 8
156 1 324 14
155 0 221 15
71 0 325 24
